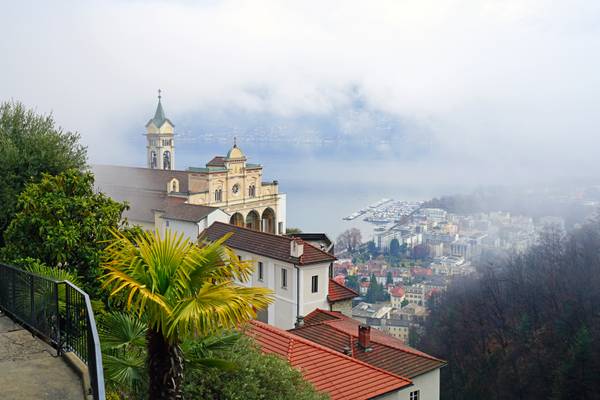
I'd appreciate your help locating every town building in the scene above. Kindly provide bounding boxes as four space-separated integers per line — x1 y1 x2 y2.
290 309 446 400
352 302 392 324
392 303 429 324
377 318 412 343
405 284 426 306
389 286 406 309
427 241 444 258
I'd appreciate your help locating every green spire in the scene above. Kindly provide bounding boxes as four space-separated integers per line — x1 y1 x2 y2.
146 89 174 128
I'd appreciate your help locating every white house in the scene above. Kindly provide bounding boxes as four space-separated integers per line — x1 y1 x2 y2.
389 286 406 309
153 202 230 239
202 222 337 330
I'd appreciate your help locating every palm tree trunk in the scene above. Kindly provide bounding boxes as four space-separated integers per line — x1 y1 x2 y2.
147 329 184 400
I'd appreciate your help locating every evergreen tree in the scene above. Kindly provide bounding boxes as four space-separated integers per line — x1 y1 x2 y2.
2 169 125 292
366 273 378 303
367 241 378 257
389 238 401 257
346 275 359 292
0 101 86 245
386 271 393 286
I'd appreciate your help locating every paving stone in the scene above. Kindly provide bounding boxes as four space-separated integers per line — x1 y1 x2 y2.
0 315 85 400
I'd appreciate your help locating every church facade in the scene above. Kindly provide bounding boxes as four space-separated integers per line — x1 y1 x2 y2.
94 93 286 236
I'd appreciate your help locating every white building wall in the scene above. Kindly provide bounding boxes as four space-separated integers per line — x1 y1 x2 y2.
163 219 198 241
299 263 330 317
200 209 230 233
232 250 298 330
408 369 440 400
277 193 287 234
158 210 230 242
377 369 440 399
129 220 155 231
275 263 297 329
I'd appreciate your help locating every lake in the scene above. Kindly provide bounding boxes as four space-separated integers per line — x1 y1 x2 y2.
168 138 470 241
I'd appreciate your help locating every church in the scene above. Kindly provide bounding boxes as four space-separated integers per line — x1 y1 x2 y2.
94 92 286 238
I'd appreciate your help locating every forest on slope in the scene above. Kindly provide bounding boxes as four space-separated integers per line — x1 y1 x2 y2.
419 219 600 400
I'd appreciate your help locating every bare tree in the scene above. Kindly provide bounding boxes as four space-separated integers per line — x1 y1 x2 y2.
336 228 362 253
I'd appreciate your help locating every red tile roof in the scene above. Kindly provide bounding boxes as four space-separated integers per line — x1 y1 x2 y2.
411 267 433 276
245 320 412 400
389 286 405 298
293 309 446 378
333 275 346 285
202 222 336 266
328 279 359 302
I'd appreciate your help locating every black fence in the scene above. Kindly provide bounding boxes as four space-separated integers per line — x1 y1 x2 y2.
0 263 105 400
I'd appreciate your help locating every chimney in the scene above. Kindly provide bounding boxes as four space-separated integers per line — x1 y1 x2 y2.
358 324 372 351
290 239 304 258
295 315 305 328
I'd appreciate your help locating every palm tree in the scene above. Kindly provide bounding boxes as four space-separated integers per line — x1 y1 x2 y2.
101 229 273 400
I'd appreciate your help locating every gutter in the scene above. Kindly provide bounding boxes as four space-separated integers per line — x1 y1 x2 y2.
294 264 300 321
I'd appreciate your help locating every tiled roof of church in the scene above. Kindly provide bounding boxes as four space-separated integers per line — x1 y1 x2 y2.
292 309 446 378
201 222 336 266
328 279 359 302
245 320 412 400
93 165 190 194
162 203 220 223
206 156 226 167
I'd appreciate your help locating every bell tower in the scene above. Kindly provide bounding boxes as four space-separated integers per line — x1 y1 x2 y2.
145 89 175 170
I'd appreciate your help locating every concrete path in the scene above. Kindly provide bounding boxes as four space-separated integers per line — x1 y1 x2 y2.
0 311 85 400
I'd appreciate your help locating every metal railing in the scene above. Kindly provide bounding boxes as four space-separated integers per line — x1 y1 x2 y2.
0 263 106 400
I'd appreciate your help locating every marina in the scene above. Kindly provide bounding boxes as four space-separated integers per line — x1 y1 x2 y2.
343 199 422 225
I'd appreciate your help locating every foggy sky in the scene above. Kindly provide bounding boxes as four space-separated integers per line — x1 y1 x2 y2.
2 0 600 185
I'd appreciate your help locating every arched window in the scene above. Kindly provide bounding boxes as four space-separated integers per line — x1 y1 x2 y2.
150 151 157 169
163 150 171 170
214 188 222 202
168 179 179 193
248 185 256 198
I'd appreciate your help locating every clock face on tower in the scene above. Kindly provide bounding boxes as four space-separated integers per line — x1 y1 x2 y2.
232 184 240 194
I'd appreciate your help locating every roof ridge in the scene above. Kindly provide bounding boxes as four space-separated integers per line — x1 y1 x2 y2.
329 278 359 296
301 240 336 261
212 221 294 242
209 223 336 264
320 318 445 363
287 338 294 362
248 320 412 384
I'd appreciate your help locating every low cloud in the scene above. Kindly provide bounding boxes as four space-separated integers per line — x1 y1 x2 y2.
2 0 600 182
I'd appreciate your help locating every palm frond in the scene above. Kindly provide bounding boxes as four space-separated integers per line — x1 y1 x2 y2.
101 229 274 344
188 357 237 371
103 352 146 389
168 283 273 338
22 262 83 286
100 312 147 351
